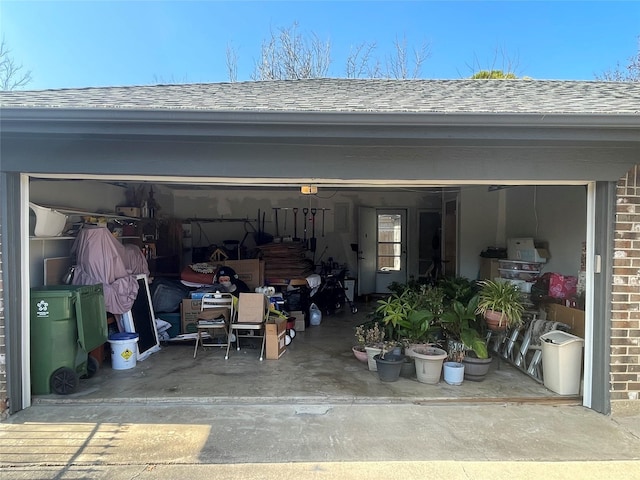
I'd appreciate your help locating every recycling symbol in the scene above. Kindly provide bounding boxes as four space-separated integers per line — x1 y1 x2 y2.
36 300 49 317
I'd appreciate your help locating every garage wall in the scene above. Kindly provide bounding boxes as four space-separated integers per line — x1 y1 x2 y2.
173 187 441 278
458 185 587 281
507 185 587 276
459 186 500 280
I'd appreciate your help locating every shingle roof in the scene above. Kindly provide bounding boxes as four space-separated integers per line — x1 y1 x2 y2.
1 79 639 115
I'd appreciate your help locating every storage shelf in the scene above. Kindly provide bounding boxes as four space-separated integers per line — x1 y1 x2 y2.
35 205 139 222
30 236 76 241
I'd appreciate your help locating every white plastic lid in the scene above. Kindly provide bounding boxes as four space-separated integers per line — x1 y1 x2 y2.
540 330 583 345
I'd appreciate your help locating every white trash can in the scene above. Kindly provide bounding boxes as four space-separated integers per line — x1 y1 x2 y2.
540 330 584 395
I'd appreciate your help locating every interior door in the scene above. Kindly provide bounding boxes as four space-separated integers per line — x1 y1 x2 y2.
357 206 377 296
375 209 407 292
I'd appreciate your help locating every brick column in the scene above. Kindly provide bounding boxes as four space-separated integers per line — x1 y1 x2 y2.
612 166 640 413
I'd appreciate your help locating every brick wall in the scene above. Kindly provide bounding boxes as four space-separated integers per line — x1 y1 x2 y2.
613 166 640 414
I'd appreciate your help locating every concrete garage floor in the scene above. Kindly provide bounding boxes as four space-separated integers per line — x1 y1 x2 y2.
32 302 576 406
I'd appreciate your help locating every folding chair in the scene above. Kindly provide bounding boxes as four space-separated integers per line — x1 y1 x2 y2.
193 292 234 358
226 292 268 361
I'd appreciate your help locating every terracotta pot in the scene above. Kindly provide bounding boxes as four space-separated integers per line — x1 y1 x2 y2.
352 346 368 363
484 310 508 332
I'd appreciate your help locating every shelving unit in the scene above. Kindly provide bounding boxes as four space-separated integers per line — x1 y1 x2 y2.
29 202 183 282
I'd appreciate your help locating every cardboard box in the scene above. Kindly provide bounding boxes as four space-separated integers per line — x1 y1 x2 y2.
289 310 305 332
266 317 287 359
545 303 585 339
181 298 202 334
479 258 501 280
507 238 549 263
222 259 265 290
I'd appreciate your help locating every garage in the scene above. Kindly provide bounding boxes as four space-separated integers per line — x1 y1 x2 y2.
2 79 639 415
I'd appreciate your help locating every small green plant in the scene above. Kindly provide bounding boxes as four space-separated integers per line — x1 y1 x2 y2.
475 280 525 329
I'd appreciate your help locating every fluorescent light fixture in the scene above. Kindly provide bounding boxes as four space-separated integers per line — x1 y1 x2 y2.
301 185 318 195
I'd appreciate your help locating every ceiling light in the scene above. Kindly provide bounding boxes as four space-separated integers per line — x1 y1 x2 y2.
301 185 318 195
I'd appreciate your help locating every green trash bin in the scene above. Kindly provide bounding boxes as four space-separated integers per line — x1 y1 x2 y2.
30 284 108 395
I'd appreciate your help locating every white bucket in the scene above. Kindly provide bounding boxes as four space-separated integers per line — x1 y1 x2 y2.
108 332 139 370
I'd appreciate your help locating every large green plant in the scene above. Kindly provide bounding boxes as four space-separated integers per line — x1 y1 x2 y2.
439 276 478 306
439 295 488 359
475 280 524 329
375 284 443 343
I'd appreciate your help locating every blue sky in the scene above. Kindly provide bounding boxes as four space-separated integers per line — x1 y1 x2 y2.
1 1 639 90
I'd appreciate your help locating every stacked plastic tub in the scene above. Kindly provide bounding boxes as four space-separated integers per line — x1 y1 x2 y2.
497 259 544 309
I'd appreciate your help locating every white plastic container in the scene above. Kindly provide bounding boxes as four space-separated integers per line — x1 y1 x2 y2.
108 332 139 370
29 202 67 237
309 303 322 326
540 330 584 395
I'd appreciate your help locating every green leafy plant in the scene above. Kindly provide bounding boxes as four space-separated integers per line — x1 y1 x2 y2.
375 284 444 344
439 276 478 306
439 295 488 360
475 280 525 329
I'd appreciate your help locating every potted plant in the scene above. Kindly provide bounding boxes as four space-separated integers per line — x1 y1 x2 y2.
373 341 406 382
375 284 443 356
352 324 370 363
353 322 386 371
439 295 487 361
475 279 525 332
439 294 493 382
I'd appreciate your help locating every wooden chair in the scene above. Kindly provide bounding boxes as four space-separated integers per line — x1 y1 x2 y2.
193 292 234 358
225 292 268 361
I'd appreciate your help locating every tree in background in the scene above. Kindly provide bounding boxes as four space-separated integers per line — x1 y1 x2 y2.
228 22 430 81
251 22 331 80
596 37 639 82
471 70 517 79
462 46 522 79
0 37 32 90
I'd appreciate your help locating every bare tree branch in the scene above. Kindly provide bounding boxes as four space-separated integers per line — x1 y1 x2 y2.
0 37 32 90
385 35 430 79
252 22 331 80
226 42 238 82
596 36 640 82
345 42 377 78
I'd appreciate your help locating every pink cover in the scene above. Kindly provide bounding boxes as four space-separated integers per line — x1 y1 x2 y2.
71 226 140 314
548 273 578 299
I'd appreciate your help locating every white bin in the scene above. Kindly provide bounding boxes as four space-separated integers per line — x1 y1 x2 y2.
108 332 139 370
540 330 584 395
